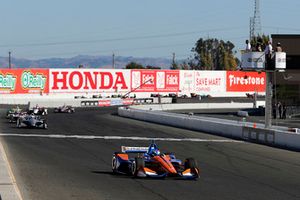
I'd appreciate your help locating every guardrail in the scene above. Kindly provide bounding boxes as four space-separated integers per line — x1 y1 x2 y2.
118 106 300 151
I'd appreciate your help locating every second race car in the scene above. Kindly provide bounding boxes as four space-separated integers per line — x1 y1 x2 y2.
17 114 48 129
54 105 75 113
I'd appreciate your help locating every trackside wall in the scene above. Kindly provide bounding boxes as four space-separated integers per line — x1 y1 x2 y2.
118 107 300 151
0 69 265 100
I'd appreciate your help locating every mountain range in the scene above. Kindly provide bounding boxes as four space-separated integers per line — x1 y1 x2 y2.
0 55 175 69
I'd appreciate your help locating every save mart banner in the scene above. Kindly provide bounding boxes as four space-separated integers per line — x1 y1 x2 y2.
0 69 265 95
0 69 49 94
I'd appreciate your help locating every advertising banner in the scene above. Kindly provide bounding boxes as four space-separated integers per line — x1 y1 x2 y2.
241 52 265 69
275 52 286 70
179 70 195 93
180 70 226 95
49 69 131 93
1 69 266 96
226 71 266 92
194 71 225 94
0 69 49 94
131 70 180 93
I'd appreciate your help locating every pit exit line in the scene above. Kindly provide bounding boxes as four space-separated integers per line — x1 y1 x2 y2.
0 133 244 143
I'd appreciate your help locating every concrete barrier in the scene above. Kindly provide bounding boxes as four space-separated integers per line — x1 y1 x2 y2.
118 106 300 151
130 102 258 111
0 93 173 108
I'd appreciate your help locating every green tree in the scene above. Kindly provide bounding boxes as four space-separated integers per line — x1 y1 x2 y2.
250 34 270 51
170 62 179 70
146 65 161 69
192 38 238 70
125 62 144 69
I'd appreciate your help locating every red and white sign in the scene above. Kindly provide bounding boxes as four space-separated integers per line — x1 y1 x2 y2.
194 71 225 93
180 70 226 95
122 98 134 105
1 69 266 97
49 69 130 93
226 71 266 92
98 100 111 107
131 70 179 92
0 69 49 94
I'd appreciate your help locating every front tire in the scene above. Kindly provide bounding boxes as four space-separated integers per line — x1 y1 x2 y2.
112 155 118 173
131 157 144 177
43 123 48 129
184 158 200 178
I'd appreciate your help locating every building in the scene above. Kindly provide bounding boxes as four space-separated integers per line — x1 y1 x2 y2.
271 34 300 106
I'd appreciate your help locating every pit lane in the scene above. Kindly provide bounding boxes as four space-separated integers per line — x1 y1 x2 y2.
1 107 300 200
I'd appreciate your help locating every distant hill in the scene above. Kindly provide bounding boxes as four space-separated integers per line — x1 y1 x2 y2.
0 55 175 69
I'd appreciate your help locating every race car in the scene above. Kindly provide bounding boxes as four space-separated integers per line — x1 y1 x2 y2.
17 114 48 129
6 106 22 119
8 111 28 123
112 141 200 179
54 105 75 113
27 105 48 116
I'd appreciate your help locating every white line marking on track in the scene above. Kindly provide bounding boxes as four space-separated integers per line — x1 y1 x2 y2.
0 133 244 143
0 137 23 200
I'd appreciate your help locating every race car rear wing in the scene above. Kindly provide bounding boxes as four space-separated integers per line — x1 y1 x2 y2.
121 146 148 153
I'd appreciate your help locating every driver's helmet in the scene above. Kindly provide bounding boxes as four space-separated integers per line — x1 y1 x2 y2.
152 149 160 156
148 144 160 156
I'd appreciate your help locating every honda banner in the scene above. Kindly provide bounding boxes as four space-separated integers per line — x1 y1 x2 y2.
49 69 130 93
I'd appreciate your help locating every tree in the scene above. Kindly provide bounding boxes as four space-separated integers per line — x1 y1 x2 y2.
191 38 238 70
170 62 179 70
146 65 161 69
250 34 270 51
125 62 144 69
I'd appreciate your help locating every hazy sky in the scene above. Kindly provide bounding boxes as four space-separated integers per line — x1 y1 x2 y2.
1 0 300 60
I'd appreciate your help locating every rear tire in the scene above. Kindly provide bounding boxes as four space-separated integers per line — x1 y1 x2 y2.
17 119 21 128
131 157 144 177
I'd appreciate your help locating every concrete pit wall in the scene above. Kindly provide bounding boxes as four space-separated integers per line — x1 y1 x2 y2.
118 106 300 151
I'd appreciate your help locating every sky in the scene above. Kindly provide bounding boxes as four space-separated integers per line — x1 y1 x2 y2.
1 0 300 60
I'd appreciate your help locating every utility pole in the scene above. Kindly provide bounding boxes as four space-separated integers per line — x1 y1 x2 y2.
265 71 273 128
8 51 11 69
172 52 175 65
112 53 115 69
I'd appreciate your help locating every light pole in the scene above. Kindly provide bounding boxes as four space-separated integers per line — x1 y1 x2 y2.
112 53 115 69
264 71 273 128
8 51 11 69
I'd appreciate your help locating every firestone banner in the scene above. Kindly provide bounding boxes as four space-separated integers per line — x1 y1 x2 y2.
0 69 49 94
226 71 265 92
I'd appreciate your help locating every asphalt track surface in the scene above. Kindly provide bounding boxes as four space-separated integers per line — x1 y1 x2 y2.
1 107 300 200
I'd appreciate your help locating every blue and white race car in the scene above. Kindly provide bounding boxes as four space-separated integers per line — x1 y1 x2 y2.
17 114 48 129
